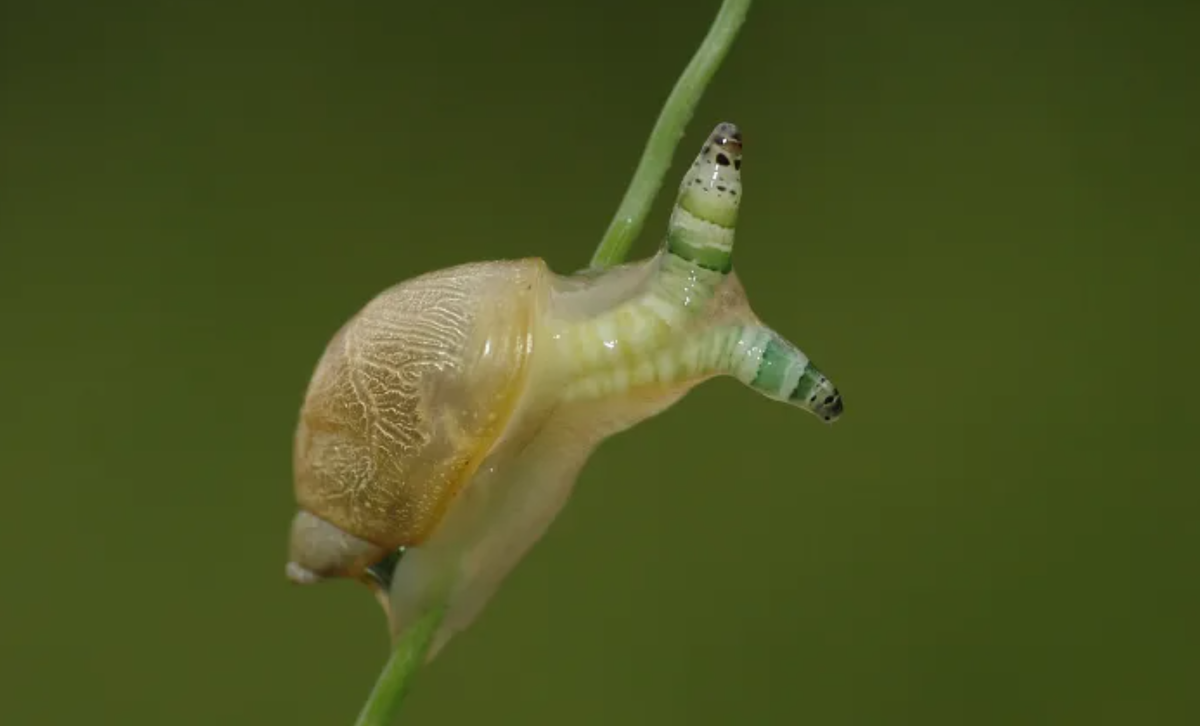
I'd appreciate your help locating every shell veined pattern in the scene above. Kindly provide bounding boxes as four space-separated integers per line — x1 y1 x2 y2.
294 259 544 550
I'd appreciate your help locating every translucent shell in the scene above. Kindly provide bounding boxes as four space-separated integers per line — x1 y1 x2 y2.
293 259 546 551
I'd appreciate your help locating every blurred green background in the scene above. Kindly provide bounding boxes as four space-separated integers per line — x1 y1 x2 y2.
1 0 1193 723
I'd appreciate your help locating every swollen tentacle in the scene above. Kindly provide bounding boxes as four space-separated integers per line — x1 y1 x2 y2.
640 121 744 313
555 123 745 376
561 322 844 423
723 325 844 422
665 121 742 274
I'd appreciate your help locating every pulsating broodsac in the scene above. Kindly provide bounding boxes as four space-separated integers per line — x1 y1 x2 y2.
287 123 843 660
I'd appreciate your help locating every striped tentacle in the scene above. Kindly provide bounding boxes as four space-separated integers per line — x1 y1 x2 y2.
555 123 745 376
728 327 844 422
665 121 742 276
646 120 744 314
562 323 844 423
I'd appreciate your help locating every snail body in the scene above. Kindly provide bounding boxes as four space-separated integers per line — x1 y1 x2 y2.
288 124 844 658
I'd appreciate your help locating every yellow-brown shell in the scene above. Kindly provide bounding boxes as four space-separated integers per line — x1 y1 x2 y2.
293 258 546 551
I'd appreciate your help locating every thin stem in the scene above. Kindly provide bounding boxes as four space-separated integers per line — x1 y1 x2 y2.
353 605 447 726
589 0 753 270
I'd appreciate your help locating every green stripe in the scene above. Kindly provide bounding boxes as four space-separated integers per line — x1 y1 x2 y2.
666 227 733 273
751 338 793 393
788 367 822 404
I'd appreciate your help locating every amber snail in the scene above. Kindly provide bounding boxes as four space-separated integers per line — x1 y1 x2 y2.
287 122 844 660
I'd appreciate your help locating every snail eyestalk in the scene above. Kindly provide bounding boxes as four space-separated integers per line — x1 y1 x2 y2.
552 122 745 381
700 324 845 423
550 118 845 422
667 121 743 274
590 0 753 270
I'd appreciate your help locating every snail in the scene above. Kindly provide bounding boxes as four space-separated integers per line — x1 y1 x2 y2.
287 122 843 659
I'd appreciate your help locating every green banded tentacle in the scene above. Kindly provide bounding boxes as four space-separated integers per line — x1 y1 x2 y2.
562 322 844 422
554 123 745 376
737 328 843 421
665 121 742 275
556 121 844 422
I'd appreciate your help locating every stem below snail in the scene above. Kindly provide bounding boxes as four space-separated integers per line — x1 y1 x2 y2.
589 0 753 270
353 604 446 726
353 1 753 722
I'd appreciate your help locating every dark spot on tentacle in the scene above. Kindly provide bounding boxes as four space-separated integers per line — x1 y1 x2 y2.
809 394 816 402
717 185 726 191
734 159 741 170
730 189 738 195
703 145 711 155
824 395 834 404
716 153 730 166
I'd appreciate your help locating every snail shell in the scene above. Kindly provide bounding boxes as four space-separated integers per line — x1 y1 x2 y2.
292 260 544 574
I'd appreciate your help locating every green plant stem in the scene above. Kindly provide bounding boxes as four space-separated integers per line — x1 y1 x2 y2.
589 0 753 270
351 2 751 722
353 605 447 726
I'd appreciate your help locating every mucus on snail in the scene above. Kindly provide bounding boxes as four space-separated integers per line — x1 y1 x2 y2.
287 123 844 660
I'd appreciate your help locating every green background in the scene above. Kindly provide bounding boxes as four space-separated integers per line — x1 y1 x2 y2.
1 1 1193 723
